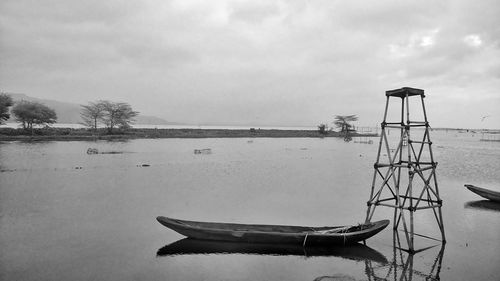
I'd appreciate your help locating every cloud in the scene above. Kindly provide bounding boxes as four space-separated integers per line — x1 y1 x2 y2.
0 0 499 128
228 1 281 24
464 34 482 47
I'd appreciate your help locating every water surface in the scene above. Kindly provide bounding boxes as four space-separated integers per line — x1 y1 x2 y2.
1 131 499 280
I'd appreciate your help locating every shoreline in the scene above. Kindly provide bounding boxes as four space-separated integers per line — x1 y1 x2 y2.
0 128 378 141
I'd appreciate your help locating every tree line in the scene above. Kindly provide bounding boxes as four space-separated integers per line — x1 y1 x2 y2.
80 100 138 133
0 93 139 134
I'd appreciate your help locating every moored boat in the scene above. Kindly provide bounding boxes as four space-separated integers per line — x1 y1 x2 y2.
465 184 500 203
156 216 389 245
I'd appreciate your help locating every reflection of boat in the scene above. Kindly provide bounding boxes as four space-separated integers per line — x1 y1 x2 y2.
156 217 389 245
157 238 388 263
465 184 500 202
465 200 500 212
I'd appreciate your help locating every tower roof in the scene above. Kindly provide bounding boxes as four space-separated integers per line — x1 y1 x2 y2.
386 87 425 98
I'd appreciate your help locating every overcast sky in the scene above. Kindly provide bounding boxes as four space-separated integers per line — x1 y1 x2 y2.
1 0 499 128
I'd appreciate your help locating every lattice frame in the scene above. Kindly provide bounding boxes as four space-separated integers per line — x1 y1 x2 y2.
365 87 445 252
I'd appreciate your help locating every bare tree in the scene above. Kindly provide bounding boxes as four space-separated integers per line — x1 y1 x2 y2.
334 115 358 142
98 101 139 134
333 115 358 132
80 102 104 133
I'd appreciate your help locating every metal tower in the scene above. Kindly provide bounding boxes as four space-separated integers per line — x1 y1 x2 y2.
365 87 445 253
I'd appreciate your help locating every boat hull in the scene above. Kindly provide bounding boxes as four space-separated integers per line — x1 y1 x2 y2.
465 184 500 203
156 216 390 245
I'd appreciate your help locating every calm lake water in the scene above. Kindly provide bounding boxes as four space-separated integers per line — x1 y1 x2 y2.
1 131 499 280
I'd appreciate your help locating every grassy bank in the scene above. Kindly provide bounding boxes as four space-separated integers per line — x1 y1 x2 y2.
0 127 377 141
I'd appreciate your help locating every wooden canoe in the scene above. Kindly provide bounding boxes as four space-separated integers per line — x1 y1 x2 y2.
156 216 389 245
157 238 388 263
465 184 500 203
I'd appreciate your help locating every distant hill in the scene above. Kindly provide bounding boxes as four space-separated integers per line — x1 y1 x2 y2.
5 93 176 125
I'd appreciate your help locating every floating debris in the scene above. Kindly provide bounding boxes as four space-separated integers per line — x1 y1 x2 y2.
87 148 127 154
0 169 16 173
194 148 212 154
100 151 125 154
86 148 99 154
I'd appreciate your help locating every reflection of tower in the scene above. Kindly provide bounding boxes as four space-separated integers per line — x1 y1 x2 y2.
365 87 445 252
364 230 445 281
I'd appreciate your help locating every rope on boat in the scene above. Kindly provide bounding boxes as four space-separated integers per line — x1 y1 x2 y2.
303 223 367 246
315 226 351 234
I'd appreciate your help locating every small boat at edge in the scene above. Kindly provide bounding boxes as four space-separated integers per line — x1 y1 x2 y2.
465 184 500 202
156 216 389 245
